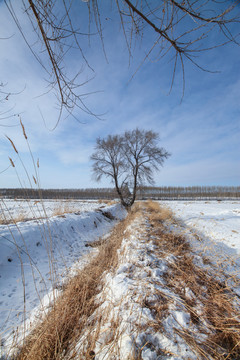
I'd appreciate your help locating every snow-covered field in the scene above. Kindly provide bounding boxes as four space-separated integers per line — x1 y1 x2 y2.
162 200 240 253
0 199 239 359
71 200 240 359
0 199 126 357
0 198 102 222
162 200 240 293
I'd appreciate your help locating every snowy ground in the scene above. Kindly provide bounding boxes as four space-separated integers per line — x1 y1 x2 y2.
0 199 239 359
0 199 102 223
0 199 126 357
162 200 240 294
73 200 240 359
161 200 240 253
73 212 199 359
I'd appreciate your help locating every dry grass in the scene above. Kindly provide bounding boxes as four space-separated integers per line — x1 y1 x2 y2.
97 199 117 205
0 210 26 225
145 200 240 360
73 204 145 360
75 305 131 359
15 206 138 360
146 199 174 223
52 200 117 217
52 201 76 216
12 213 26 223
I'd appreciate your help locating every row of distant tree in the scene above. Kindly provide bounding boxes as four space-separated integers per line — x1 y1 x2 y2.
141 186 240 200
0 186 239 200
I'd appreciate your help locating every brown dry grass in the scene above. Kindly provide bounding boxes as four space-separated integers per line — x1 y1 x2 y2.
146 199 174 223
145 200 240 360
0 204 27 225
97 199 117 205
15 205 138 360
52 201 76 217
0 210 26 225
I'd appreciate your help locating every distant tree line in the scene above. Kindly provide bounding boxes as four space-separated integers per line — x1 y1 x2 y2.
139 186 240 200
0 188 117 200
0 186 239 200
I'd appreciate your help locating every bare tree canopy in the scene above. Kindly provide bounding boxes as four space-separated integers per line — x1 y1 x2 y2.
91 128 170 207
3 0 240 122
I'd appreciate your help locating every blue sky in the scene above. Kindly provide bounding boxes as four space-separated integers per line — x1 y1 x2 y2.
0 0 239 189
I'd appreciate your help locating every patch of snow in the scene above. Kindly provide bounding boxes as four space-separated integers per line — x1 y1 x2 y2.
162 200 240 294
0 199 102 222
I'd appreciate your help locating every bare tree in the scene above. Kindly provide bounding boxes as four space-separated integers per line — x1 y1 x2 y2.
3 0 240 123
91 128 170 208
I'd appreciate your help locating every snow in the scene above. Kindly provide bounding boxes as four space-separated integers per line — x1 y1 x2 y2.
0 199 126 356
72 200 240 359
0 199 102 222
1 199 239 359
161 200 240 252
73 215 199 359
162 200 240 294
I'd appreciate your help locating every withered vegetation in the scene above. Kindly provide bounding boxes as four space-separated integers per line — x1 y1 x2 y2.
15 205 140 360
146 200 240 360
11 201 240 359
